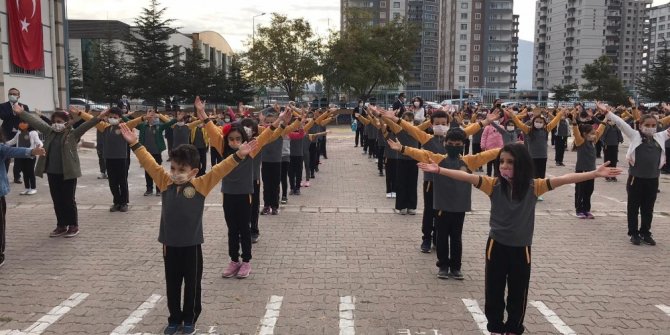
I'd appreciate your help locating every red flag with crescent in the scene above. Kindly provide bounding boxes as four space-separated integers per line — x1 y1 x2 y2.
7 0 44 70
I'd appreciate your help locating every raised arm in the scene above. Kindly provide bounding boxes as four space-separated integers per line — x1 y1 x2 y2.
394 118 433 145
572 124 584 147
461 148 501 171
594 123 606 142
602 103 637 139
546 111 563 132
508 110 530 134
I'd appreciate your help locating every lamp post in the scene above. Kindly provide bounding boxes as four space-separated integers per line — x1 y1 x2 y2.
252 13 266 49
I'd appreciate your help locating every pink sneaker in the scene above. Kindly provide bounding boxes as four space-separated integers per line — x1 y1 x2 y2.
304 181 310 187
300 181 306 187
222 261 241 278
236 262 251 278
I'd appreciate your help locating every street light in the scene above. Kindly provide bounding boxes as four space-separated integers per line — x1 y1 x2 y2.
252 13 266 49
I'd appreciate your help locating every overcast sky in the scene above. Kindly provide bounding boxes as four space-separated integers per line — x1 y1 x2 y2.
68 0 670 51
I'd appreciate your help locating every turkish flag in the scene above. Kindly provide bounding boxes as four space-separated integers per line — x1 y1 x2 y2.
7 0 44 70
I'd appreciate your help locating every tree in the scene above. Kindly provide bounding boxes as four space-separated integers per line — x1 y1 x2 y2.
581 56 627 106
243 14 321 101
637 46 670 102
179 44 211 101
550 83 578 103
323 13 419 100
226 56 255 105
67 53 84 98
126 0 178 107
85 39 129 106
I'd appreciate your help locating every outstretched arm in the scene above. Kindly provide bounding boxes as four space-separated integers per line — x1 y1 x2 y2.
550 163 622 189
417 159 479 185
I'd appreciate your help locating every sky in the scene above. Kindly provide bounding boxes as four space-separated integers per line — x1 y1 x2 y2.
68 0 670 51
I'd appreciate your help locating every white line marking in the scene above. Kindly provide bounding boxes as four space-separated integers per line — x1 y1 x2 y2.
110 294 162 335
656 304 670 317
257 295 283 335
14 293 89 335
462 299 490 335
530 301 576 335
339 296 355 335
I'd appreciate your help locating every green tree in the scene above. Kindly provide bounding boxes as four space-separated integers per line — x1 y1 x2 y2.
637 46 670 102
550 83 578 103
179 43 211 101
67 53 84 98
323 14 419 100
581 56 627 106
226 56 255 105
85 39 129 106
126 0 178 107
243 13 321 101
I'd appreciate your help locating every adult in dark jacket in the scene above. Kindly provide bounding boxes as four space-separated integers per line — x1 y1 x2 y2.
353 100 366 148
392 93 406 117
0 88 30 183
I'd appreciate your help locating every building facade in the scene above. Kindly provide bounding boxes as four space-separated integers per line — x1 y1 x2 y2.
0 0 67 112
645 3 670 72
406 0 439 90
533 0 651 91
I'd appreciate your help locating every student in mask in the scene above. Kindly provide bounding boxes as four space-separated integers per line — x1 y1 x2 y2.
553 109 571 166
602 117 624 181
571 112 606 219
5 121 42 195
136 109 176 195
15 105 103 238
388 128 500 280
171 111 203 149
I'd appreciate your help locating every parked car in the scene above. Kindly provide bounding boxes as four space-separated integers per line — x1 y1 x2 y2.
69 98 107 112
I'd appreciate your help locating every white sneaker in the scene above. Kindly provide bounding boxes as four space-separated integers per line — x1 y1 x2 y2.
20 189 30 195
537 196 544 202
386 193 393 198
407 209 416 215
391 192 397 198
27 189 37 195
399 209 407 215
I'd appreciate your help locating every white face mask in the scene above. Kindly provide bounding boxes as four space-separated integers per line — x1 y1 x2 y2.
506 125 515 131
224 117 231 123
176 121 185 127
534 122 544 129
170 172 192 184
642 127 656 136
432 125 448 136
414 102 421 108
8 95 19 103
51 123 66 132
493 120 500 125
244 126 253 138
108 118 120 126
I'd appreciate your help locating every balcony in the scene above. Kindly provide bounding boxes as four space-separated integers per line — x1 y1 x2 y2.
567 26 575 32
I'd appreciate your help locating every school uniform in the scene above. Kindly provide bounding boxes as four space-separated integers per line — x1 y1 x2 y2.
262 131 285 210
573 124 606 214
5 130 42 190
511 112 563 178
475 176 554 335
190 125 209 177
130 141 242 327
288 121 315 192
280 137 291 198
96 129 106 175
387 120 419 211
138 118 177 192
554 118 570 164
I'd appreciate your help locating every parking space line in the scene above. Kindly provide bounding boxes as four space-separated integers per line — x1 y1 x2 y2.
530 301 576 335
339 296 355 335
110 294 162 335
257 295 283 335
19 292 90 335
656 304 670 317
462 299 490 335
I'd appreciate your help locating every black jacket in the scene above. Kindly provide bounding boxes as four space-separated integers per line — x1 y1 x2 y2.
392 99 406 115
0 101 30 140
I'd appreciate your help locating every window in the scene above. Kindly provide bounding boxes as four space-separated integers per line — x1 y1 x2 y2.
475 13 481 20
459 55 467 61
460 45 467 51
461 24 468 30
10 63 45 77
475 2 482 9
461 13 468 19
460 34 467 40
459 76 466 82
474 55 480 61
393 1 400 8
380 11 386 19
459 65 466 72
380 1 386 8
461 2 468 9
473 44 480 51
661 24 666 30
473 66 480 72
473 76 479 82
474 34 481 41
475 24 481 30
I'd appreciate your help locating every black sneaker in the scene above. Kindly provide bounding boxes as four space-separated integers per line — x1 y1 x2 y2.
251 235 260 244
630 234 641 245
110 204 120 212
281 197 288 204
119 204 129 213
437 268 449 279
261 207 271 215
450 269 464 280
144 190 153 196
294 189 301 195
420 240 431 253
641 234 656 246
13 179 21 184
271 207 279 215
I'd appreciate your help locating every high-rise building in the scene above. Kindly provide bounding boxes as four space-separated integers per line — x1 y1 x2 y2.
437 0 519 91
644 3 670 72
406 1 440 90
533 0 651 91
340 0 389 30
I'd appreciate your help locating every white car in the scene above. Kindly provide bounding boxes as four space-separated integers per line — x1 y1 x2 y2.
69 98 108 112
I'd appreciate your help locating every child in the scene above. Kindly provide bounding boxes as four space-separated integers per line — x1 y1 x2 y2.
388 128 500 280
601 118 623 181
571 116 606 219
0 129 45 268
480 120 504 177
288 116 318 196
418 142 621 335
260 107 286 216
136 109 176 196
171 111 203 149
5 121 42 194
553 111 571 166
119 122 256 335
384 111 420 215
190 122 209 177
600 102 670 246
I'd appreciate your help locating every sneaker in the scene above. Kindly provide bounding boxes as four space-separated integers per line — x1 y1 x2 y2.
289 190 294 195
20 189 30 195
237 262 251 278
391 192 397 198
97 173 108 179
399 209 407 215
281 197 288 204
300 181 306 187
144 190 153 196
585 212 595 219
537 196 544 202
362 151 367 155
310 174 316 179
294 189 301 195
271 208 279 215
251 235 260 244
641 234 656 246
304 181 310 187
420 240 431 253
630 234 641 245
119 205 129 213
260 207 271 215
163 323 180 335
156 191 161 196
13 179 21 184
110 204 119 212
612 177 618 182
576 213 587 219
0 256 5 269
222 261 241 278
407 209 416 215
49 226 68 237
450 269 464 280
26 189 37 195
437 267 449 279
386 193 393 198
64 226 79 238
182 323 196 335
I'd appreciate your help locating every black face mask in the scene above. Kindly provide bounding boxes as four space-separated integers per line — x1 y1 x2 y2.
445 145 463 158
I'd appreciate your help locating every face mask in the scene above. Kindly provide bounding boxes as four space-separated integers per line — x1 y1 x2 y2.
8 95 19 103
642 127 656 136
432 125 448 136
445 145 463 158
108 118 120 126
493 120 500 125
414 102 420 107
500 169 514 180
151 119 160 126
534 122 544 129
19 124 28 131
224 117 231 123
51 123 66 132
244 126 253 138
176 122 185 127
170 172 192 184
506 125 515 131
